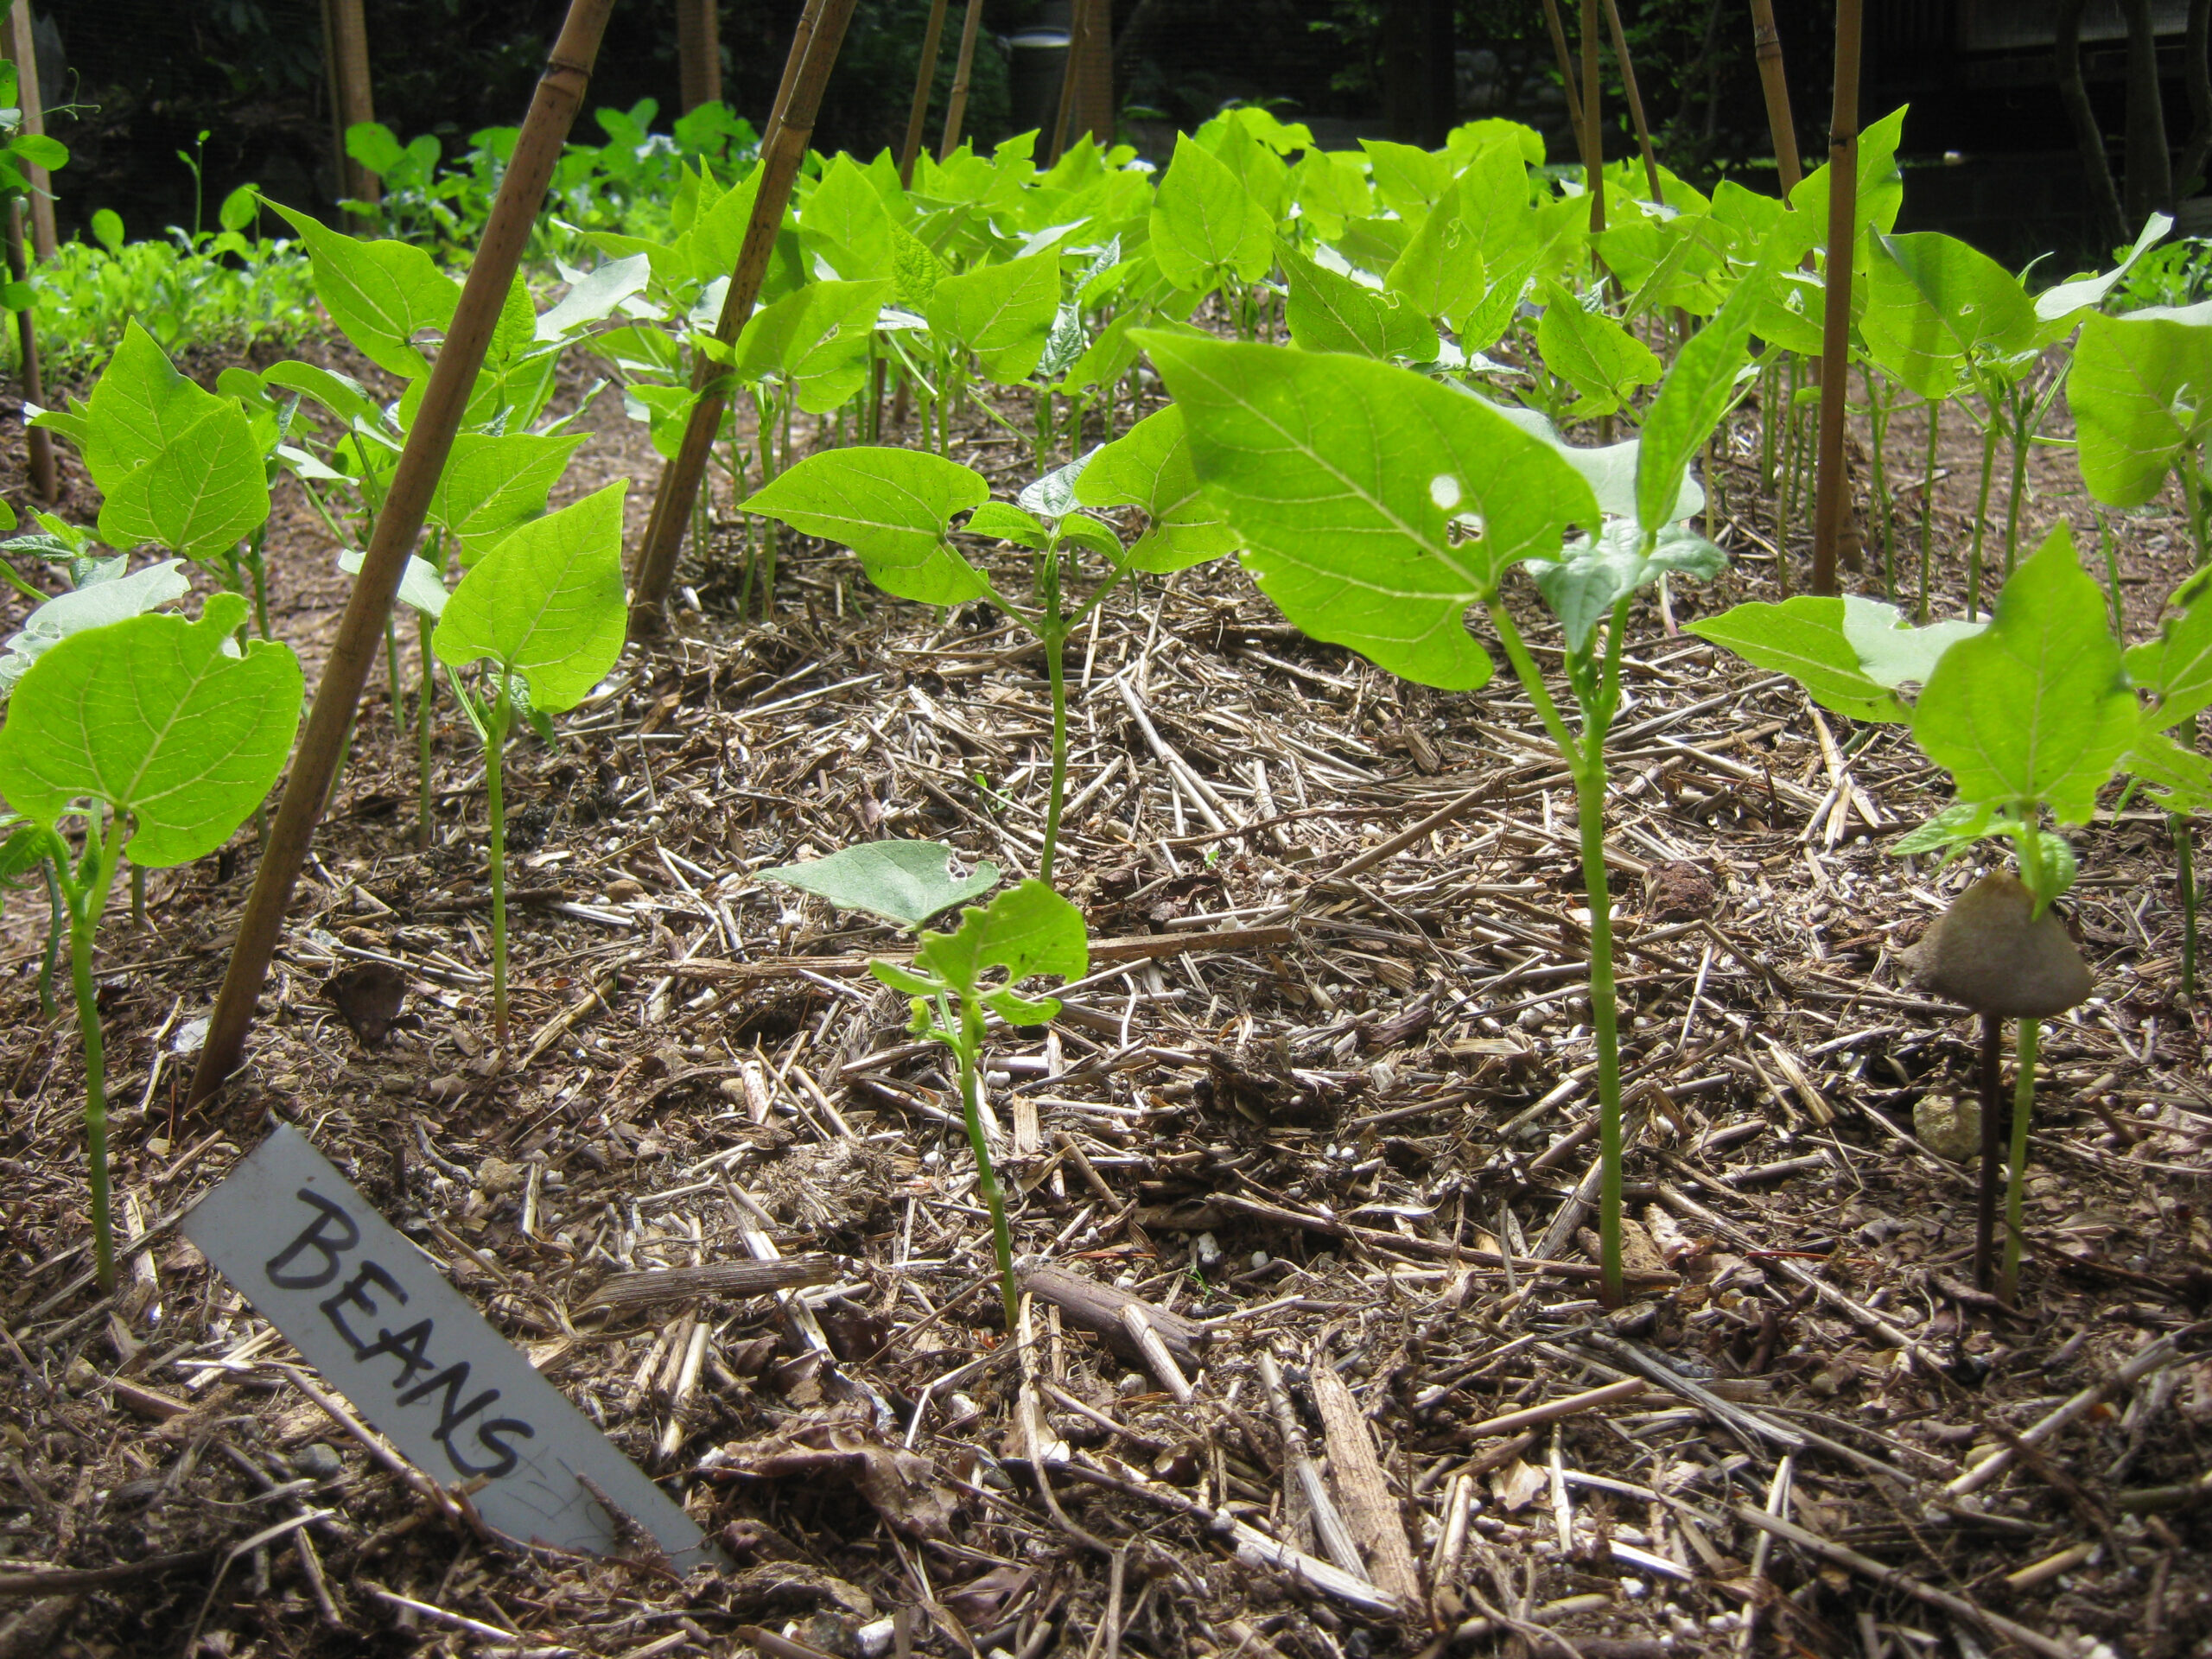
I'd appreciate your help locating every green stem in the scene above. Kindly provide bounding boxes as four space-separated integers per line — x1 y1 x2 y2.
2177 812 2198 1002
1916 396 1942 624
2000 1014 2038 1304
385 612 404 753
1967 406 1999 619
487 677 512 1052
2000 386 2032 581
1033 385 1050 475
1758 358 1778 496
245 524 272 640
416 610 435 850
63 823 124 1294
1865 365 1896 600
1493 595 1627 1306
2098 510 2126 635
956 998 1020 1333
37 858 60 1019
1039 543 1070 883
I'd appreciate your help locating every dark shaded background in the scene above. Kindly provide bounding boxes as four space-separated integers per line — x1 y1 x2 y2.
22 0 2212 262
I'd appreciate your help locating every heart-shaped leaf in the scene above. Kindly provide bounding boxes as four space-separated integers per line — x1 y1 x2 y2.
0 592 304 867
761 840 1001 931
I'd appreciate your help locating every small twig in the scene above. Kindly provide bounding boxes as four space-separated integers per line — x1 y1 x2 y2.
1734 1505 2074 1659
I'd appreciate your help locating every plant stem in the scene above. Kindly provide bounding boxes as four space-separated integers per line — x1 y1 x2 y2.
1491 596 1625 1305
1039 546 1069 884
2177 812 2198 1001
956 997 1020 1332
416 610 436 850
487 677 512 1052
385 613 404 754
1865 365 1896 599
1571 732 1625 1307
1967 405 1999 619
1916 395 1941 623
36 859 60 1019
2001 1014 2038 1303
2098 510 2126 634
245 524 273 640
64 824 123 1294
2001 385 2032 580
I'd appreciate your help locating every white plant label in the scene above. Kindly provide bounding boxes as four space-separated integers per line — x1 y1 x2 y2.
184 1123 715 1567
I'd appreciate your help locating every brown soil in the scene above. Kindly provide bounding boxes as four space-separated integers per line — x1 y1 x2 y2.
0 327 2203 1659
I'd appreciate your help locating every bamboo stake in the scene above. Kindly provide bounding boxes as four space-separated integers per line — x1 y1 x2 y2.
677 0 722 112
318 0 380 224
899 0 952 186
1809 0 1861 599
1539 0 1586 135
3 2 53 258
1746 0 1802 192
1600 0 1664 204
1048 0 1091 165
1580 0 1605 236
627 0 858 636
3 199 52 501
938 0 986 160
187 0 619 1109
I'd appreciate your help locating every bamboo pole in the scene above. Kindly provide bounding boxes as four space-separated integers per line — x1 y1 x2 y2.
1048 0 1091 164
319 0 380 222
627 0 860 636
3 3 53 259
3 199 52 500
1600 0 1664 204
1539 0 1586 154
187 0 620 1109
1809 0 1862 600
1074 0 1114 148
1580 0 1605 235
938 0 987 159
677 0 722 112
899 0 952 186
1746 0 1802 193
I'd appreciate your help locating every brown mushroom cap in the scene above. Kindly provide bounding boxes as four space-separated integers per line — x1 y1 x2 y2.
1903 872 2092 1018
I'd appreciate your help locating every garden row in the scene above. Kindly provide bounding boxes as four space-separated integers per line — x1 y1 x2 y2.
3 96 2209 1336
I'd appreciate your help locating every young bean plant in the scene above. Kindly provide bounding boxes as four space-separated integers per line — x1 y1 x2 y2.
0 594 302 1289
431 484 630 1049
745 405 1234 881
870 880 1088 1332
1141 258 1770 1306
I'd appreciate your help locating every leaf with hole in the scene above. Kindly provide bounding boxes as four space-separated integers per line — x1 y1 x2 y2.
1138 332 1598 690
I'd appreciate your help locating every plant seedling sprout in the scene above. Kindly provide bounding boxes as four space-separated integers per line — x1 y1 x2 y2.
0 594 302 1289
870 880 1087 1332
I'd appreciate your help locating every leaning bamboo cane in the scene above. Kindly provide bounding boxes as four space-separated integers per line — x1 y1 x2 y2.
3 200 52 501
939 0 987 159
626 0 859 637
1809 0 1861 599
187 0 619 1108
1746 0 1803 192
1600 0 1665 204
1580 0 1605 235
1539 0 1586 136
899 0 952 186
